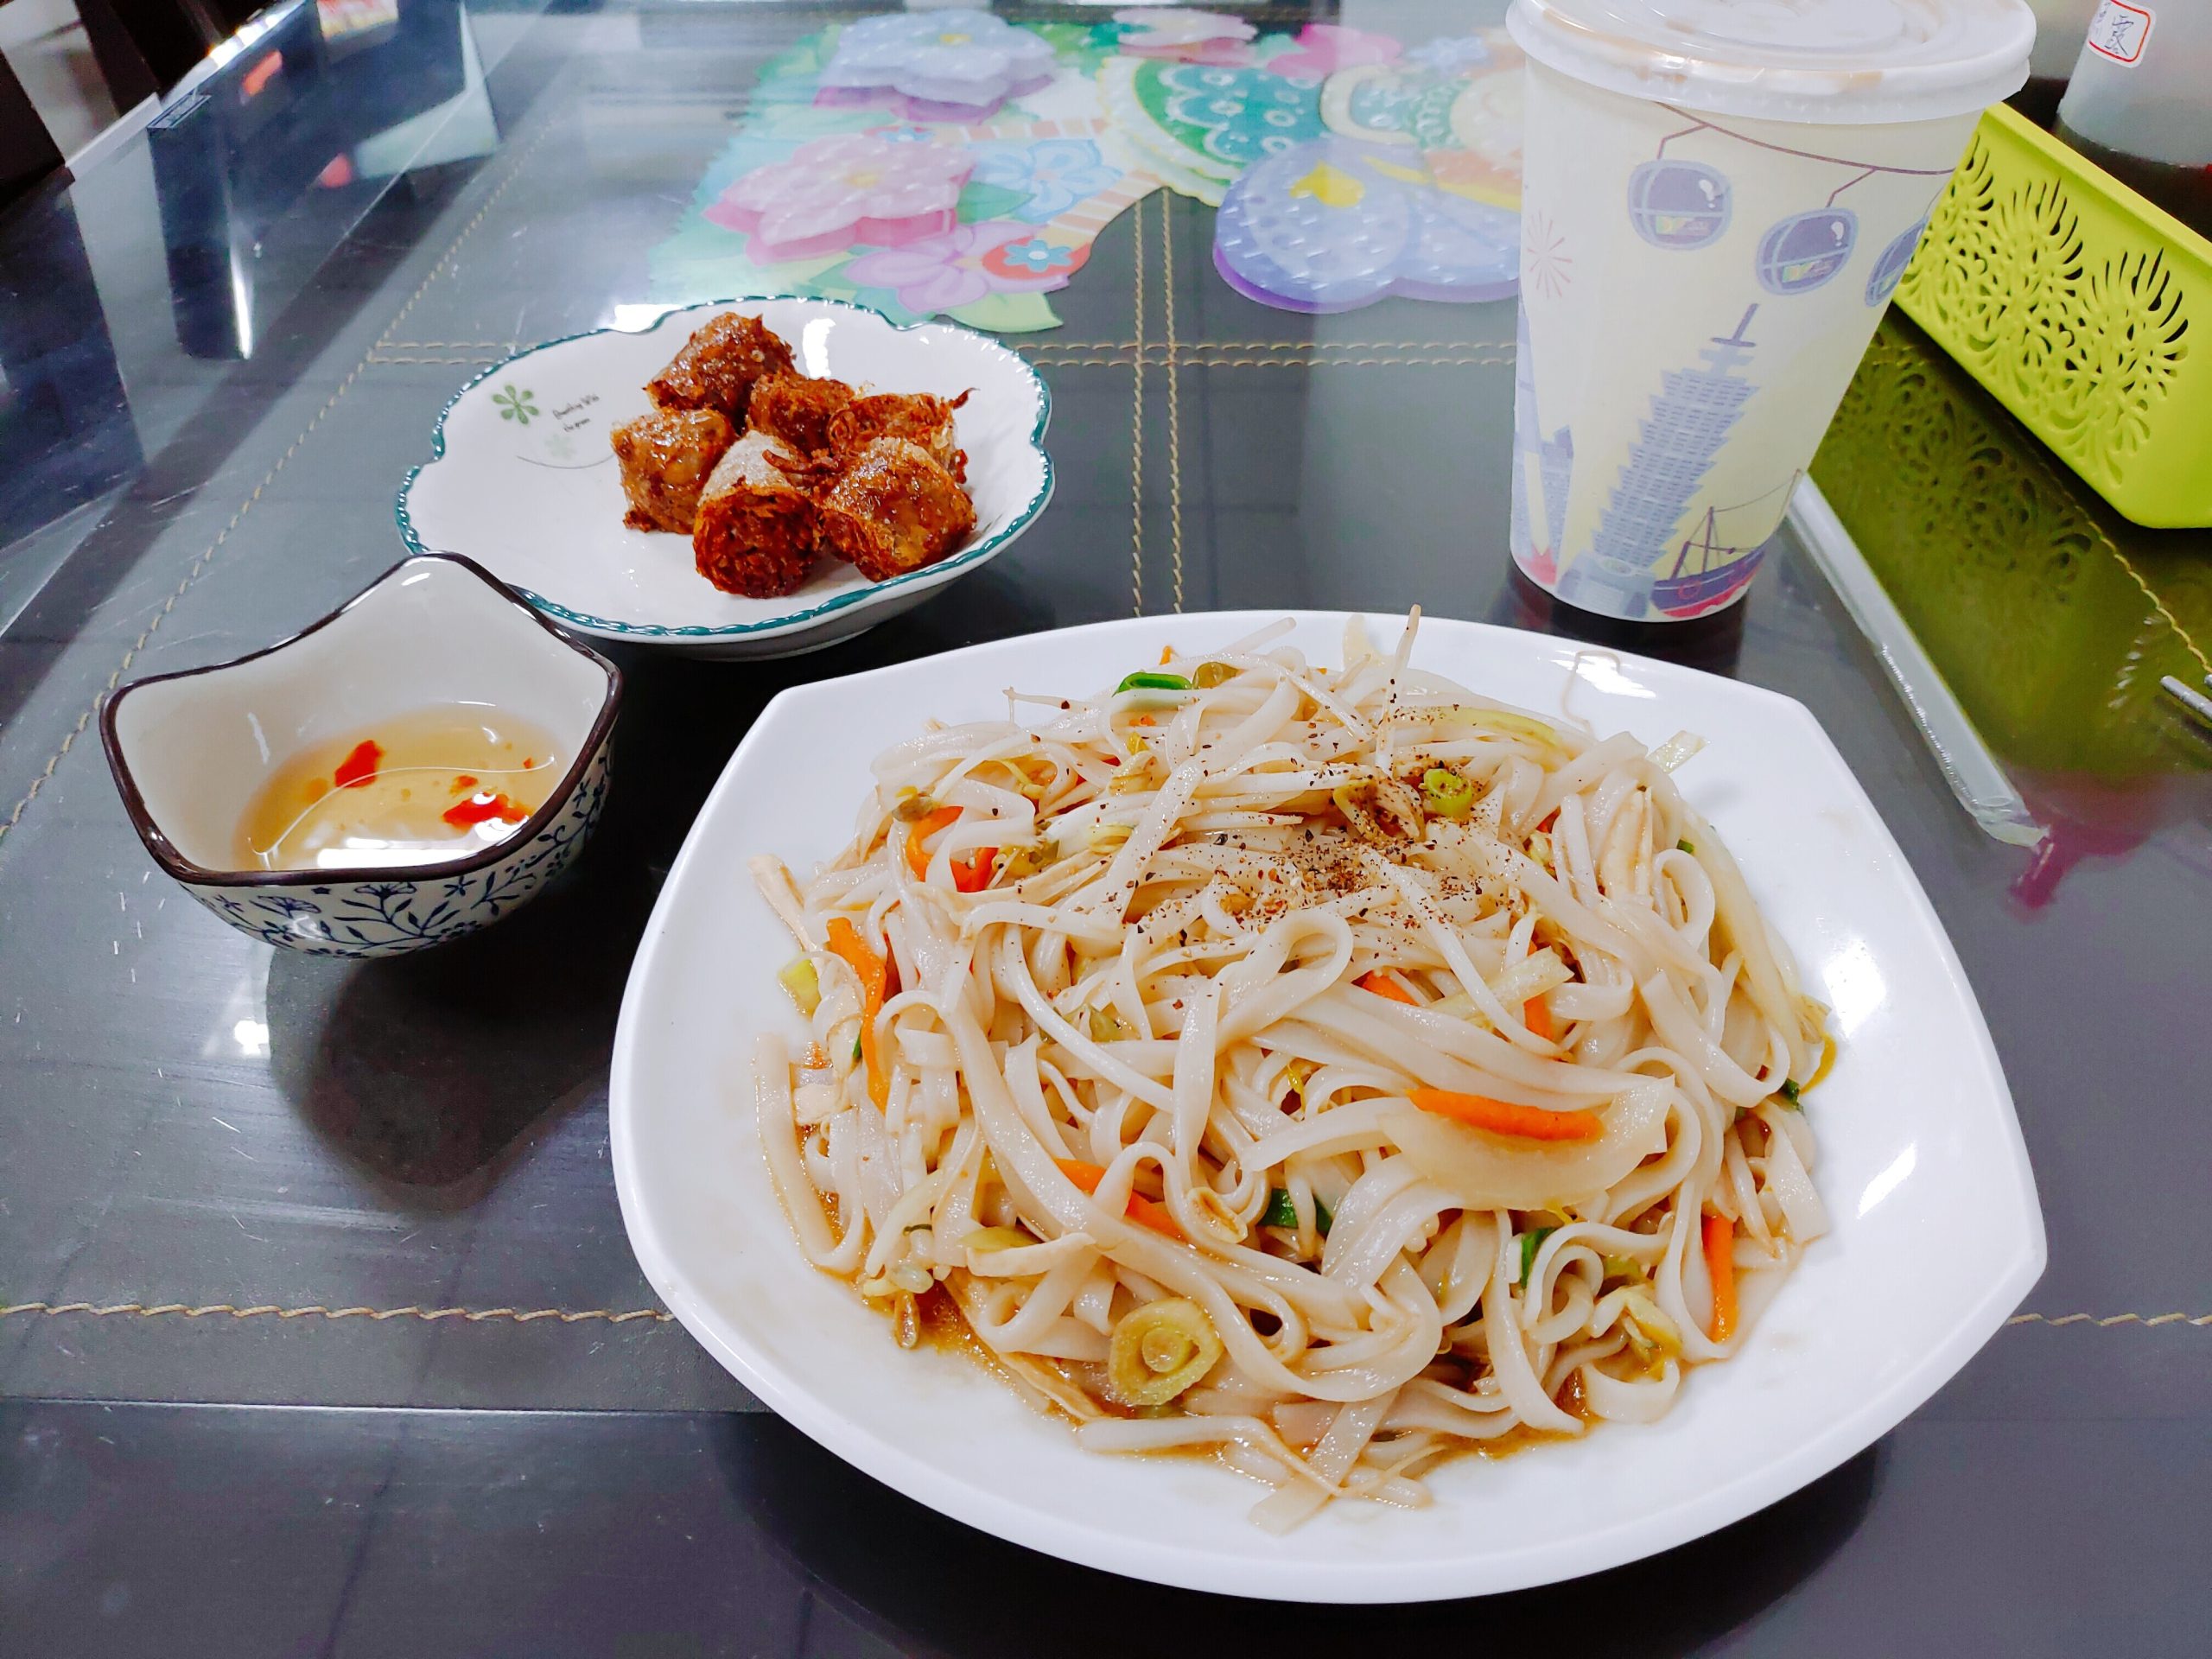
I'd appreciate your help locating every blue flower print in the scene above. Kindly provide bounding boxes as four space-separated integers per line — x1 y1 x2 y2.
970 138 1122 223
992 237 1080 277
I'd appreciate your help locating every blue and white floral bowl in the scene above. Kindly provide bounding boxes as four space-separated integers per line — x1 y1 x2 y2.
100 555 620 958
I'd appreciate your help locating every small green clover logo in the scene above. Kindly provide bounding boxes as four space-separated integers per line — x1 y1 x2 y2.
493 385 539 425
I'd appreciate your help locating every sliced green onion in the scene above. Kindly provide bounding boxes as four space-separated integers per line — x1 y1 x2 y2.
851 1033 863 1063
1421 766 1475 819
1261 1187 1332 1234
1134 1402 1185 1419
1116 671 1191 694
1599 1253 1643 1283
1192 661 1237 689
776 957 821 1015
1677 837 1695 854
1778 1077 1802 1107
963 1226 1032 1253
1466 709 1561 748
1089 1007 1134 1042
1516 1224 1558 1286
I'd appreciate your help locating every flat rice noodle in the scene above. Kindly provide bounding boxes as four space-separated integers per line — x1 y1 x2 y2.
1379 1077 1669 1211
1300 995 1642 1105
1582 1358 1681 1422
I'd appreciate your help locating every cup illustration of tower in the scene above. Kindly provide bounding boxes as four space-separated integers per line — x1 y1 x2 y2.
1557 304 1760 618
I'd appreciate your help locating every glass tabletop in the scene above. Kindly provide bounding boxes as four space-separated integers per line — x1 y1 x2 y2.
0 2 2206 1648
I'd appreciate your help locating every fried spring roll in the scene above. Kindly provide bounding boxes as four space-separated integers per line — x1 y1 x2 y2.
692 431 818 598
647 312 795 422
747 372 856 457
610 407 737 534
817 437 977 583
826 390 970 482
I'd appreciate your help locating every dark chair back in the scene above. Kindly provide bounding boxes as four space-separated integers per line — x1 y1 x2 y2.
0 45 66 213
74 0 276 98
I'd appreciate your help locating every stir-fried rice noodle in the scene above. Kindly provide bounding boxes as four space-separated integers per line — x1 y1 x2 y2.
750 613 1832 1531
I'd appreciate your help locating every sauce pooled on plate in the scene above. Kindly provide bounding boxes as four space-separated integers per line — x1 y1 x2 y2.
234 706 563 873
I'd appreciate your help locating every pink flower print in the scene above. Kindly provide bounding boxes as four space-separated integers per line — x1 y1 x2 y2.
848 222 1080 314
1115 9 1255 66
705 135 974 263
1268 24 1401 81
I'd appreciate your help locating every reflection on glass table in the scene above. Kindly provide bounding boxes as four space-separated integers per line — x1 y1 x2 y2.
1805 312 2212 903
150 0 493 359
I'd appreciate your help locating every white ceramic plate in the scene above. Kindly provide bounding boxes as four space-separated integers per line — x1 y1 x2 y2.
610 613 2044 1602
396 299 1053 659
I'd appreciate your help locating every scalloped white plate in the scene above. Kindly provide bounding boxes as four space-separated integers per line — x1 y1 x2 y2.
610 613 2044 1601
397 299 1053 659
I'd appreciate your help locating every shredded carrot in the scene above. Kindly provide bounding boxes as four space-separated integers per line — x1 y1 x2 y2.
825 918 892 1109
1054 1159 1185 1242
1129 1194 1184 1237
1159 645 1173 665
906 805 996 891
1408 1087 1604 1143
903 805 962 880
1356 969 1418 1006
1523 938 1556 1040
1703 1211 1737 1342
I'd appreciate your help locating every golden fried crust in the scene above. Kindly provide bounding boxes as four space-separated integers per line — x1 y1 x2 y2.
747 373 856 456
692 431 819 598
610 407 736 533
826 391 970 483
817 437 977 582
646 313 796 420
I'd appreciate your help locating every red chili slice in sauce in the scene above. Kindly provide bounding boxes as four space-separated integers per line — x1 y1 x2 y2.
333 740 383 790
442 791 531 829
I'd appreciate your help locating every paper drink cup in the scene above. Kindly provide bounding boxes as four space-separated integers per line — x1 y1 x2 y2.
1506 0 2034 621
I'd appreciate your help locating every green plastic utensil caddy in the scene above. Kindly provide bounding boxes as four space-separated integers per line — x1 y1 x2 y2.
1895 103 2212 529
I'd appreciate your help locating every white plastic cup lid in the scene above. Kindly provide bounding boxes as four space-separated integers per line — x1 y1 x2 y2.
1507 0 2036 124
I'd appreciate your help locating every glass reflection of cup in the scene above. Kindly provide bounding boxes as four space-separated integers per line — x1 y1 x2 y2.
1505 0 2035 624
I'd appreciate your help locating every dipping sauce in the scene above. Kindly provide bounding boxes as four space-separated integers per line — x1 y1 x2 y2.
233 707 564 872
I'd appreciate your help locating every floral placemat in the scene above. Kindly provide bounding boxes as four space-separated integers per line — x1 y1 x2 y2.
646 8 1525 329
